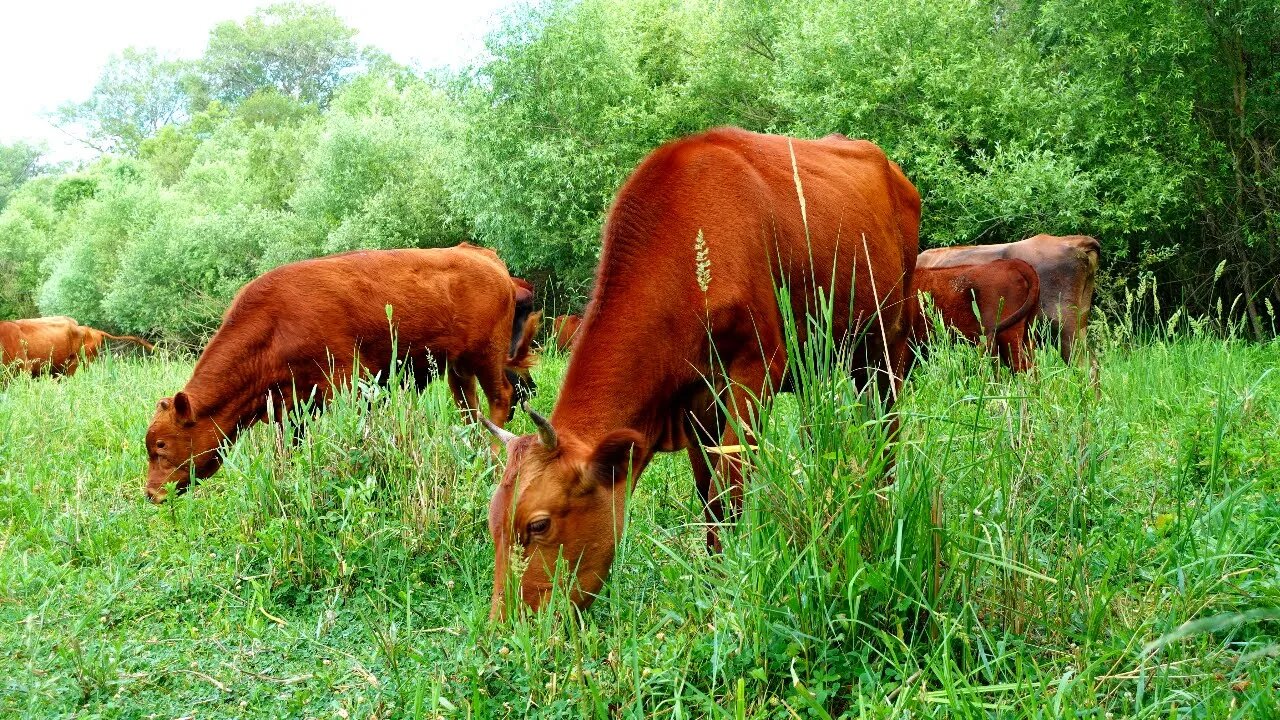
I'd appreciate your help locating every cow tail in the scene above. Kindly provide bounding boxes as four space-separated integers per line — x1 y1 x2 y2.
994 261 1040 335
1080 236 1102 271
103 333 156 352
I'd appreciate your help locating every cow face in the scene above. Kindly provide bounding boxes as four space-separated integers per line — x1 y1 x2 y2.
487 417 645 620
144 392 224 502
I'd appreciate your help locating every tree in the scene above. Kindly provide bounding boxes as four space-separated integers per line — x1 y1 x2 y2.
201 3 361 108
55 48 197 153
1020 0 1279 334
456 0 713 283
0 141 47 211
0 177 58 318
290 74 468 255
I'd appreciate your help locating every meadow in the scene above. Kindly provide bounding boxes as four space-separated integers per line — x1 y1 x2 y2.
1 315 1278 719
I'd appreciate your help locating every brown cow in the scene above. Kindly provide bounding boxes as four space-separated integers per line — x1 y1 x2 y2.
909 259 1040 372
917 234 1100 363
551 314 581 352
0 316 154 377
483 127 920 617
144 244 540 502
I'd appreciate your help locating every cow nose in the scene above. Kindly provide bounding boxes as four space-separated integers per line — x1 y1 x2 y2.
145 485 167 503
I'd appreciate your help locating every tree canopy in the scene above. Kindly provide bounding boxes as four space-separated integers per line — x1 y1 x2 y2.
201 3 362 107
2 0 1276 342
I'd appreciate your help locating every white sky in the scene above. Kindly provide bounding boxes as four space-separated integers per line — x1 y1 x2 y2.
0 0 517 163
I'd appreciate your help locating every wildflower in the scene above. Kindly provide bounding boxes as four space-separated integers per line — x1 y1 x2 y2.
695 229 711 292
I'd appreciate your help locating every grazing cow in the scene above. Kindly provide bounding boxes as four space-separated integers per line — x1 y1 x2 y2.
910 259 1040 372
0 316 153 377
551 314 581 352
483 127 920 617
917 235 1100 362
144 244 539 502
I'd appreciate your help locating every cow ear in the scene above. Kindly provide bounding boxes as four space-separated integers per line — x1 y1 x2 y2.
589 430 646 487
172 392 195 425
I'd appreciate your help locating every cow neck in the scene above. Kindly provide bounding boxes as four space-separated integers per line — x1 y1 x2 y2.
550 308 692 453
181 332 282 439
552 177 702 453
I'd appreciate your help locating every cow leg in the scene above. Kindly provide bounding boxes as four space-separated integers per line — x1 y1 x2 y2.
1058 314 1079 364
711 357 772 525
685 406 727 551
852 352 903 481
447 365 481 423
999 326 1034 373
475 362 513 429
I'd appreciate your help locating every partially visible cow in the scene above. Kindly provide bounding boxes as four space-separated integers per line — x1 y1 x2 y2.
917 234 1100 363
508 278 539 408
551 314 581 352
483 127 920 617
144 244 539 502
910 259 1040 372
0 316 154 377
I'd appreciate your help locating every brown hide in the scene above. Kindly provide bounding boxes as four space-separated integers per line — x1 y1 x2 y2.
144 243 533 502
551 315 581 352
910 259 1040 372
487 127 920 616
917 234 1100 362
0 316 153 377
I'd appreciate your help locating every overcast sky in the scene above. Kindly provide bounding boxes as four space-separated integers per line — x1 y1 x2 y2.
0 0 517 162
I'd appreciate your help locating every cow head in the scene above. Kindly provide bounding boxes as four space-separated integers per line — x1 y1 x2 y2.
504 369 538 417
484 407 646 619
144 392 224 502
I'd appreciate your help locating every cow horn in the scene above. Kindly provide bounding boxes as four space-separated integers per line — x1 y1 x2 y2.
524 402 558 450
481 416 517 445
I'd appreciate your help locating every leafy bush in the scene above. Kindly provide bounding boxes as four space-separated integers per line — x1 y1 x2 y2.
1 0 1275 337
38 166 168 328
291 77 469 254
103 205 314 342
0 178 59 318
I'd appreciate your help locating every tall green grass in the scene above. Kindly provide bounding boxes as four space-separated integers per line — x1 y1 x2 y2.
1 316 1277 717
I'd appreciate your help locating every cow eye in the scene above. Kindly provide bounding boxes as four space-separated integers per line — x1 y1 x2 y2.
156 441 166 450
527 517 550 535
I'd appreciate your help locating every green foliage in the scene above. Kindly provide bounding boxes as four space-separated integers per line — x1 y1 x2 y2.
55 47 197 153
38 166 169 329
454 0 715 279
51 176 98 212
0 178 58 318
0 140 47 211
235 87 320 127
2 0 1276 336
201 2 361 107
291 76 468 254
136 103 231 186
103 205 314 339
